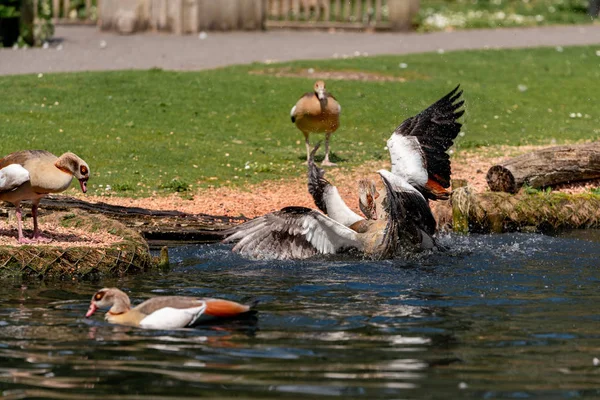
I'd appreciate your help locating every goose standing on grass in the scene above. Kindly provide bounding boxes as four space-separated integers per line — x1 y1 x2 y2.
0 150 90 243
358 85 464 220
290 80 341 166
223 145 437 260
85 288 256 329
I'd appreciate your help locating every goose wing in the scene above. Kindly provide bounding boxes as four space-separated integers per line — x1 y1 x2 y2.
378 170 437 256
0 164 30 192
388 85 464 200
307 144 363 227
223 206 362 260
139 303 207 330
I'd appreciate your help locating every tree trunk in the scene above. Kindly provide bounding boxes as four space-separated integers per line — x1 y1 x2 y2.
486 142 600 193
589 0 600 17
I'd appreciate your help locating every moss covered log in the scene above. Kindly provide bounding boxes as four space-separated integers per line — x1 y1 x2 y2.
451 187 600 234
0 210 157 280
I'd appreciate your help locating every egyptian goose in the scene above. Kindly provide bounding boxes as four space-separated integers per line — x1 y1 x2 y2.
290 80 341 166
223 146 436 260
85 288 255 329
358 86 464 220
0 150 90 243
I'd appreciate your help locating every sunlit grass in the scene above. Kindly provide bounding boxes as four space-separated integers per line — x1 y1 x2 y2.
0 45 599 196
417 0 593 31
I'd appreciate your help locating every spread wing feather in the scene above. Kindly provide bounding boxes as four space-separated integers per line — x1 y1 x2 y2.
222 206 362 260
389 85 464 194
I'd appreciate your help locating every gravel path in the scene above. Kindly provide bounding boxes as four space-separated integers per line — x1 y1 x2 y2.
1 24 600 75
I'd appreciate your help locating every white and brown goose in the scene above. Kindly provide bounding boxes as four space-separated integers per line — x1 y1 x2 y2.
85 288 255 329
223 145 436 260
359 85 465 220
290 80 341 166
0 150 90 243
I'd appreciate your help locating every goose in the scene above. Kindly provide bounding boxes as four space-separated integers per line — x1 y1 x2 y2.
0 150 90 243
358 85 464 220
223 146 436 260
290 80 341 166
85 288 256 329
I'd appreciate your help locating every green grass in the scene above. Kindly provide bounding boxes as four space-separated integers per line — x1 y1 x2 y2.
417 0 594 31
1 45 599 196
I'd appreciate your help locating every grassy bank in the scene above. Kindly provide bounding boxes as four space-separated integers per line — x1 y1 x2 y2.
0 45 599 196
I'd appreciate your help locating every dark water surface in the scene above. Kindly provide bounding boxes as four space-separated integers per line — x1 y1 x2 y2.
1 231 600 399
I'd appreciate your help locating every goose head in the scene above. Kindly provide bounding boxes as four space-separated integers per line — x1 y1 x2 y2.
313 80 326 101
358 178 379 220
55 152 90 193
86 288 131 317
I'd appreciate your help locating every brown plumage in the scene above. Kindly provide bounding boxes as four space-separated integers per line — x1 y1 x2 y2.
290 80 341 166
0 150 90 243
85 288 255 329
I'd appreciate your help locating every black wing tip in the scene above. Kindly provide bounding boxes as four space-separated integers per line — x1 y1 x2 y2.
280 206 313 215
291 116 296 123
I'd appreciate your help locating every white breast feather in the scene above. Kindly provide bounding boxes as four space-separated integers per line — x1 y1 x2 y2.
290 105 297 117
0 164 30 191
139 303 207 329
387 135 428 186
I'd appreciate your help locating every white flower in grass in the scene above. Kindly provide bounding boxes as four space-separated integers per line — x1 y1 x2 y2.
399 63 408 69
517 84 527 92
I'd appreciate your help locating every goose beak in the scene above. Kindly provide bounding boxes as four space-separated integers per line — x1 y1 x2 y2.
317 88 325 100
79 179 88 193
85 302 97 317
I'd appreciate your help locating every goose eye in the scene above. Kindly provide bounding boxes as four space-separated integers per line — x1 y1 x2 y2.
80 166 88 175
94 292 104 301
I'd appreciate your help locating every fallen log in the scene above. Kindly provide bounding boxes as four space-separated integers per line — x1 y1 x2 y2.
451 186 600 233
0 196 248 247
486 142 600 193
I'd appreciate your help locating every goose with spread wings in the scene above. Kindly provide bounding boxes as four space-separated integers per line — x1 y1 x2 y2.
359 85 464 220
222 146 436 260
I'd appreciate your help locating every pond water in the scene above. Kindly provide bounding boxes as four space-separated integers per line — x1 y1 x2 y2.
1 231 600 399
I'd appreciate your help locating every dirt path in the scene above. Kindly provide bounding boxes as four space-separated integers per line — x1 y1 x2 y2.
80 145 600 219
1 24 600 76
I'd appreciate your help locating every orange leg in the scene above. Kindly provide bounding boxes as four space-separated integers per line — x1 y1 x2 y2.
304 132 311 164
31 203 52 242
322 132 336 166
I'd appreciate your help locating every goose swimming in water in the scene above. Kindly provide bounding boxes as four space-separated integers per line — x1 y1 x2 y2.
85 288 256 329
